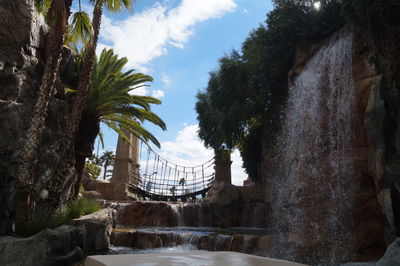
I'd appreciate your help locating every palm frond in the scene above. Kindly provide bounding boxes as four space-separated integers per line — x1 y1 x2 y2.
71 11 93 45
104 0 133 13
98 130 105 149
75 48 166 149
35 0 52 14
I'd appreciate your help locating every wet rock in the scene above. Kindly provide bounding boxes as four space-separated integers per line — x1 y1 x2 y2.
204 181 240 207
261 25 387 264
108 201 270 228
110 201 179 227
71 208 117 252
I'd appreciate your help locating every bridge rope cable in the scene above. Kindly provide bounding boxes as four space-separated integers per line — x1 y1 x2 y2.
131 141 215 198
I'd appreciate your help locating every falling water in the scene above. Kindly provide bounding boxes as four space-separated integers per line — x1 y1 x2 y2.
170 204 184 226
271 31 359 265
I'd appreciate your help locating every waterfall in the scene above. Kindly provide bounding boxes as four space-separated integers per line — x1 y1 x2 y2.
170 204 184 226
271 30 359 265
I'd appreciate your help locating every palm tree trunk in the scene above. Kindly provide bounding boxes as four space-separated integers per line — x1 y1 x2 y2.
69 2 103 135
73 112 100 198
69 2 103 198
103 164 108 180
15 0 72 234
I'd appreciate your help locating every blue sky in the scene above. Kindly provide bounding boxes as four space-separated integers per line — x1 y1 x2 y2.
75 0 273 185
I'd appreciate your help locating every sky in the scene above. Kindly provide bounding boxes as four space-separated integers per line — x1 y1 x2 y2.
75 0 273 185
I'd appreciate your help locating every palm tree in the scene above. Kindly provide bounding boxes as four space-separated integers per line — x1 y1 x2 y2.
15 0 75 233
73 48 166 197
100 151 115 180
69 0 133 147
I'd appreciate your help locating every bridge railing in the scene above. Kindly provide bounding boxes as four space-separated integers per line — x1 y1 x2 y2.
130 144 215 198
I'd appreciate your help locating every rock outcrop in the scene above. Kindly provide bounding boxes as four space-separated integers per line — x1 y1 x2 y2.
71 208 117 252
203 180 240 206
111 228 273 256
0 208 116 265
107 201 269 228
262 23 394 264
0 0 77 234
0 225 85 266
343 238 400 266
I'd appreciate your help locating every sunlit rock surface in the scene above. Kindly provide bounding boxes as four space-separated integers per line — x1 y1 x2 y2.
85 251 308 266
203 180 240 206
71 208 117 252
107 201 269 228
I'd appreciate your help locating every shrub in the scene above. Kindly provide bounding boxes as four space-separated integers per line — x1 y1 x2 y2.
21 197 101 236
85 161 101 180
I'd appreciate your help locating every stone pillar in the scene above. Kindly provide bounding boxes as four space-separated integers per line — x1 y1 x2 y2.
214 150 232 184
110 130 140 200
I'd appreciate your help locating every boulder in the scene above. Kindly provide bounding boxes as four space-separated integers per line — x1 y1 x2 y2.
341 263 374 266
71 208 117 252
111 201 179 227
342 238 400 266
203 181 240 206
0 225 85 266
82 190 104 200
376 238 400 266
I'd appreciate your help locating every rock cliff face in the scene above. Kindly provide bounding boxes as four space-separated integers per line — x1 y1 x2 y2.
0 0 77 234
262 21 400 265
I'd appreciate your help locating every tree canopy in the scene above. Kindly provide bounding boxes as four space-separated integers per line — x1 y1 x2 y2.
196 0 367 182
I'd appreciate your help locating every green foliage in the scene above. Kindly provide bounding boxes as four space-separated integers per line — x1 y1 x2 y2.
100 150 115 180
85 161 101 180
196 0 365 182
214 148 231 161
71 11 93 44
88 153 104 166
83 48 166 148
64 197 102 219
90 0 133 13
21 198 101 237
34 0 51 15
340 0 368 21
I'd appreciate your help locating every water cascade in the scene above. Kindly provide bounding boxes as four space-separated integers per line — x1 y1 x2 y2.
107 201 270 256
270 30 367 265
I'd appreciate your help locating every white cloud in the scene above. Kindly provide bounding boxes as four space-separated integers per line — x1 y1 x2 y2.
99 0 237 71
129 86 149 96
162 74 172 88
152 89 165 99
152 124 247 186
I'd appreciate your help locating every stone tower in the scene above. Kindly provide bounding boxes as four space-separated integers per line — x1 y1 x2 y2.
110 130 140 200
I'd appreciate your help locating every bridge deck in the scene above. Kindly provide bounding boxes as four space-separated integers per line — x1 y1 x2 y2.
128 184 211 202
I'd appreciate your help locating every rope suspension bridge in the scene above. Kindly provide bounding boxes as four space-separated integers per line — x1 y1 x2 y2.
128 141 215 202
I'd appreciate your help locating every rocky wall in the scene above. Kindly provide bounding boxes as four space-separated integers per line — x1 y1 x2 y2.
261 23 392 264
0 0 77 234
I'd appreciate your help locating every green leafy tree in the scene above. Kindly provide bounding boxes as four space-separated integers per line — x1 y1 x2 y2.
72 48 166 197
196 0 359 182
88 153 104 166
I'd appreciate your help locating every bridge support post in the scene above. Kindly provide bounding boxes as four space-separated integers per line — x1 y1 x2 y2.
214 148 232 184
